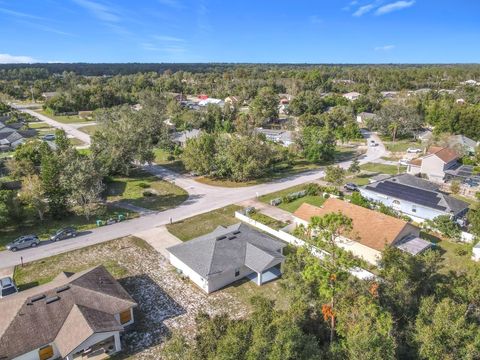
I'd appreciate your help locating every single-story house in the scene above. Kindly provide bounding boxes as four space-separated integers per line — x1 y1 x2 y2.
224 96 239 106
255 128 294 147
472 242 480 261
198 98 224 107
41 92 58 100
343 92 361 101
447 134 478 154
416 128 433 142
0 266 137 360
356 112 377 124
359 173 469 223
407 146 460 183
293 199 429 266
171 129 202 147
167 223 286 293
462 80 479 86
381 91 398 99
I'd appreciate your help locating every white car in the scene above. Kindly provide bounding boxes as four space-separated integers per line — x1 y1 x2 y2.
369 140 378 147
407 147 422 153
399 159 410 166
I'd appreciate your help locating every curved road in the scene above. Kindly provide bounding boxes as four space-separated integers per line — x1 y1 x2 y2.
0 108 386 269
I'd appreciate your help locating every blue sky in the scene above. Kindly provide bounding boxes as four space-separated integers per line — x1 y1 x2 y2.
0 0 479 63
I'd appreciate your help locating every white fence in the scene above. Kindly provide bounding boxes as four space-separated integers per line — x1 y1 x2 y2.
235 211 376 280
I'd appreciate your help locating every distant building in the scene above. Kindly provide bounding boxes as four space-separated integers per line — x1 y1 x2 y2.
255 128 294 147
455 98 466 105
381 91 398 99
41 92 58 101
447 134 478 154
462 80 479 86
343 92 361 101
171 129 202 147
356 112 377 124
224 96 239 106
198 98 224 107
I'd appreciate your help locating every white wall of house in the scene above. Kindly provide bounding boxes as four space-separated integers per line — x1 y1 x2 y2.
360 188 447 221
66 331 121 360
407 164 421 175
114 307 135 327
207 266 254 293
334 236 382 266
169 253 209 292
13 343 61 360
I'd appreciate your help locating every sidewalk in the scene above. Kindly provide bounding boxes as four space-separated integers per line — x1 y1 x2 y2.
133 225 182 259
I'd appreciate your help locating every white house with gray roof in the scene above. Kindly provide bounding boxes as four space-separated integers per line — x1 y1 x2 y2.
167 223 286 293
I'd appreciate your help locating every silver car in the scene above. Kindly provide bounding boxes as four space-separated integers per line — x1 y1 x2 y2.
6 234 40 252
0 277 18 298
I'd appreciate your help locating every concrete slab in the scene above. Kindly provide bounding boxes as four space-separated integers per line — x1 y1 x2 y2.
134 225 182 259
0 266 14 278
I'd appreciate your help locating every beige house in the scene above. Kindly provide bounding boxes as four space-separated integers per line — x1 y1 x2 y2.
0 266 136 360
407 146 459 183
293 199 429 266
342 92 361 101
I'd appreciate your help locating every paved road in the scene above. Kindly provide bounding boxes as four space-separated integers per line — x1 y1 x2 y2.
0 111 386 269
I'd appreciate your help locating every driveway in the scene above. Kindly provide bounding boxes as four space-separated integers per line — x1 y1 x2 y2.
0 108 387 270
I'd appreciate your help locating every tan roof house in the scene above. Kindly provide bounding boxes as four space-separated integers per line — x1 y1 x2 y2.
293 199 428 265
407 146 460 182
0 266 137 360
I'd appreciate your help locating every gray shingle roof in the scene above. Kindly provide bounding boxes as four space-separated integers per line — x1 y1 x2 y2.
167 223 285 278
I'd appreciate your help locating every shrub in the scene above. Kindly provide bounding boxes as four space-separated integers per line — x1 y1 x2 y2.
137 182 151 189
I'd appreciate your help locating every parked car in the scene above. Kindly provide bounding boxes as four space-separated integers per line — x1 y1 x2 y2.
369 140 378 147
50 227 77 242
0 277 18 298
6 234 40 252
407 147 422 153
43 134 56 141
399 159 410 166
344 183 359 191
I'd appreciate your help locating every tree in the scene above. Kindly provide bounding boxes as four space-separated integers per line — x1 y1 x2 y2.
298 126 336 163
376 103 422 141
181 133 216 175
324 166 346 186
40 151 68 217
348 158 360 173
450 180 461 195
467 208 480 237
250 87 279 125
19 174 48 220
350 192 370 208
424 215 461 240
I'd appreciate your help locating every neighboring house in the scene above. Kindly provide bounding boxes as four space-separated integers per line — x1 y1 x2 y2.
381 91 398 99
359 174 469 223
0 266 136 360
416 128 433 142
41 92 58 100
342 92 361 101
462 80 479 86
224 96 239 106
356 112 377 124
447 134 478 154
407 146 459 182
197 94 209 100
456 98 466 105
198 98 224 107
167 223 286 293
278 94 292 104
293 199 429 266
472 242 480 262
171 129 201 147
255 128 294 147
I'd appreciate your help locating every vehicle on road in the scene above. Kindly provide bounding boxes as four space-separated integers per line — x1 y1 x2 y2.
407 147 422 153
43 134 56 141
50 227 77 242
0 277 18 298
6 234 40 252
399 159 410 166
344 183 359 191
369 140 378 147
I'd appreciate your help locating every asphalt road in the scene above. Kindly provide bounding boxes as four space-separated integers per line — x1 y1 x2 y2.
0 109 386 269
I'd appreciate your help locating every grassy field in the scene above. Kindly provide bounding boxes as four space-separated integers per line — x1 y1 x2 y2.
258 183 327 212
166 205 242 241
249 212 289 230
153 148 187 174
38 110 92 124
347 173 375 185
0 206 133 251
27 121 52 130
360 162 406 175
78 124 98 136
106 169 188 211
384 140 424 153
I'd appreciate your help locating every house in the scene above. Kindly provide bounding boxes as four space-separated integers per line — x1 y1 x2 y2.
381 91 398 99
407 146 460 182
0 266 136 360
41 92 58 101
447 134 478 154
462 80 479 86
167 223 286 293
293 199 429 266
416 128 433 142
356 112 377 124
197 94 209 100
171 129 201 147
472 242 480 261
359 174 469 222
224 96 239 106
456 98 466 105
342 92 361 101
255 128 294 147
198 98 224 107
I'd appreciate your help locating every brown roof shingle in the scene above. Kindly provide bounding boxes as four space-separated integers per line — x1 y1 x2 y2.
427 146 459 163
293 199 413 251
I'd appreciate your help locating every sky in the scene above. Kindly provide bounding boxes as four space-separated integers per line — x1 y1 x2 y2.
0 0 479 64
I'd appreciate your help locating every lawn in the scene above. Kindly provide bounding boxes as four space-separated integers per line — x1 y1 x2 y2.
258 183 327 212
78 124 98 136
249 212 288 230
384 139 424 153
166 204 242 241
153 148 187 174
38 110 92 124
27 121 52 130
360 162 406 175
69 137 85 146
106 169 188 211
0 206 133 251
348 173 375 185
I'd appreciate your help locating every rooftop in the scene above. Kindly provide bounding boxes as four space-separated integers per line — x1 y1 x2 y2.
426 146 459 163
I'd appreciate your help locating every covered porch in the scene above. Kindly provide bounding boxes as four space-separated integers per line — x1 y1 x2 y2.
246 263 282 286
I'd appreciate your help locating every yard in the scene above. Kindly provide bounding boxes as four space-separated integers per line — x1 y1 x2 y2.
249 211 288 230
38 110 93 124
166 205 242 241
153 148 187 174
384 139 424 153
360 162 406 175
78 124 98 136
12 236 276 359
105 169 188 212
258 183 327 213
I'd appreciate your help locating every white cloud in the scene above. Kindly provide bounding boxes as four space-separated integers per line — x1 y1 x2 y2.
0 54 38 64
72 0 120 22
375 1 415 15
374 44 396 51
353 4 375 17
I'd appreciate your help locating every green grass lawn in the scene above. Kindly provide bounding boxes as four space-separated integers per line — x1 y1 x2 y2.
69 137 85 146
27 121 52 130
258 183 327 212
38 110 92 124
153 148 187 174
384 139 423 153
360 162 406 175
0 206 134 251
348 173 375 185
166 204 242 241
105 169 188 211
78 124 98 136
249 212 288 230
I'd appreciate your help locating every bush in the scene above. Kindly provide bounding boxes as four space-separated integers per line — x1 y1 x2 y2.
304 183 321 196
137 182 151 189
455 248 468 256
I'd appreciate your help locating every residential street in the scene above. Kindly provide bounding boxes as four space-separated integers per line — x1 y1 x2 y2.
0 109 387 269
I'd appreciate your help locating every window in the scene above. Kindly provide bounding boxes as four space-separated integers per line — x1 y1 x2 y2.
235 268 240 277
119 309 132 324
39 345 53 360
